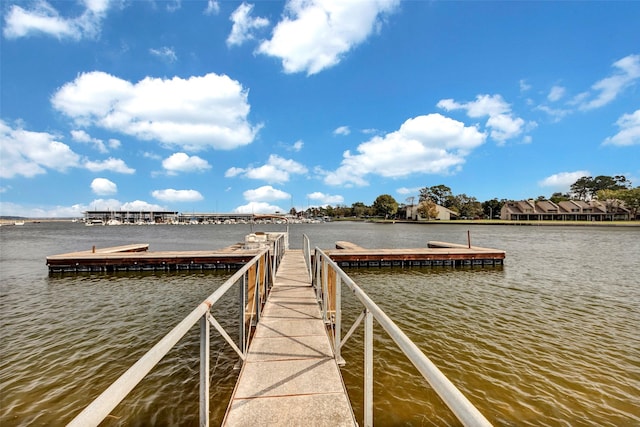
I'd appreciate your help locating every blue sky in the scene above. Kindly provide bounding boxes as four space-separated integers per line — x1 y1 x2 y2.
1 0 639 217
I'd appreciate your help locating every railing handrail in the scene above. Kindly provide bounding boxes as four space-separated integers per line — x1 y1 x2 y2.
68 232 289 427
313 246 493 427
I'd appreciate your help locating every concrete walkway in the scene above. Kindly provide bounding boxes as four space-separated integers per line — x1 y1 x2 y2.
223 250 356 426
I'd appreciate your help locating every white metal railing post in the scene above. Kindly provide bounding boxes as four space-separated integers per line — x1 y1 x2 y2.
334 275 344 365
240 274 246 354
322 257 329 323
314 250 321 302
364 309 373 427
199 313 210 427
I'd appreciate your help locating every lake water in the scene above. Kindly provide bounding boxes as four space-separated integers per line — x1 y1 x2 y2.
1 222 638 426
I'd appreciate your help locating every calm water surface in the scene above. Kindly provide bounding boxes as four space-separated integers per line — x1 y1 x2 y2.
1 222 638 426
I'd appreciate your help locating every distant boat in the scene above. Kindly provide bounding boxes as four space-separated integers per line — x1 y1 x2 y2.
85 219 104 226
14 221 25 226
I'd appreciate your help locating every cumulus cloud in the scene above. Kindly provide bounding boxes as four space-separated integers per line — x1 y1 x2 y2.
225 154 308 183
51 71 260 151
243 185 291 202
323 113 486 187
150 46 177 63
603 109 640 146
234 201 285 214
91 177 117 195
307 191 343 205
162 152 211 174
538 171 590 190
396 187 421 195
3 0 110 40
227 3 269 47
71 129 111 153
0 120 80 178
151 189 204 202
578 54 640 110
437 94 531 144
333 126 351 136
84 157 135 174
204 0 220 15
257 0 399 75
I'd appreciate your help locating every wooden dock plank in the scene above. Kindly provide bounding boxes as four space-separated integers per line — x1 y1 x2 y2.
223 250 355 426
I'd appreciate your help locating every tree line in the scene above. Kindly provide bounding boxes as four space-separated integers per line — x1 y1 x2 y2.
290 175 639 220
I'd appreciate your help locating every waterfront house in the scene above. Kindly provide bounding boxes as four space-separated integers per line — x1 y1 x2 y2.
500 200 631 221
404 203 458 221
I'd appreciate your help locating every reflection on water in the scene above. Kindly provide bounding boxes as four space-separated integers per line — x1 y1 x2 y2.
1 222 639 426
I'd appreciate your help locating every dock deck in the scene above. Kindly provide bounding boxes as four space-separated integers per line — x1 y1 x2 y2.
328 240 505 268
46 243 260 273
223 250 356 426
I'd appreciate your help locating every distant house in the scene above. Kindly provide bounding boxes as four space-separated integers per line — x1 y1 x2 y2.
500 200 630 221
405 203 458 221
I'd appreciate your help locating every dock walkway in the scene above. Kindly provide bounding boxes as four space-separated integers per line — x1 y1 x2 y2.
223 250 356 426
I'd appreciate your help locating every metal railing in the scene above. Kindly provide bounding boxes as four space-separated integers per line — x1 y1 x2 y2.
68 233 287 427
305 234 492 427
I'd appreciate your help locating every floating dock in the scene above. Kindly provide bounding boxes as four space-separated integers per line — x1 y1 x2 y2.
327 240 505 268
223 250 356 426
47 238 505 273
46 243 261 273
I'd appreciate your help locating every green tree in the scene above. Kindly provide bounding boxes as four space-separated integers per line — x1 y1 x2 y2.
419 185 452 206
482 198 504 219
550 192 570 203
417 199 438 220
351 202 367 218
372 194 398 219
616 187 640 220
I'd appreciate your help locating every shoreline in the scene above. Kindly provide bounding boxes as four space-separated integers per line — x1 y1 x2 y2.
3 218 639 227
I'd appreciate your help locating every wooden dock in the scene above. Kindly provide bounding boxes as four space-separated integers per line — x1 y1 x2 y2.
223 250 356 426
46 243 261 273
327 240 505 268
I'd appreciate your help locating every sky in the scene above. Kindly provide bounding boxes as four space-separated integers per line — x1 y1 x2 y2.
1 0 639 217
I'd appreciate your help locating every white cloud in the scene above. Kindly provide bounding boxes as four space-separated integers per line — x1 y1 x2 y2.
150 46 177 63
519 79 532 92
291 140 304 152
166 0 181 13
603 109 640 146
51 71 260 151
396 187 421 195
243 185 291 202
307 191 343 205
323 113 486 187
538 171 590 190
71 129 109 153
91 177 117 195
437 94 530 144
204 0 220 15
578 54 640 110
234 201 285 214
0 120 81 178
547 85 566 102
257 0 399 75
333 126 351 136
84 157 135 174
3 0 109 40
227 3 269 47
225 154 308 183
151 189 204 202
162 152 211 174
